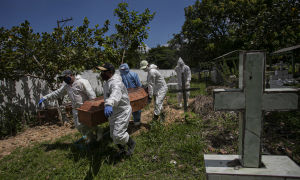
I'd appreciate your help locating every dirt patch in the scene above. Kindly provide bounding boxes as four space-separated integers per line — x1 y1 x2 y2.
127 98 195 136
0 118 77 159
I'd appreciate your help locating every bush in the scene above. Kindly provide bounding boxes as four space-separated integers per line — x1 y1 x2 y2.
0 103 36 138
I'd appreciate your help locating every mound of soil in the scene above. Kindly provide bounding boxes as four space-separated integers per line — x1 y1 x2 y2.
190 86 238 121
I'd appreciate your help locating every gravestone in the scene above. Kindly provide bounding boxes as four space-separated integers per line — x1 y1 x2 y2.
210 67 217 83
167 72 177 90
270 61 298 88
204 51 300 179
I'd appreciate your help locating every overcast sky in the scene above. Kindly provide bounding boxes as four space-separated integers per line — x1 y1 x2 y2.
0 0 197 50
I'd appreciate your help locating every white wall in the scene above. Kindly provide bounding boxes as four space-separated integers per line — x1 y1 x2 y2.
0 69 176 113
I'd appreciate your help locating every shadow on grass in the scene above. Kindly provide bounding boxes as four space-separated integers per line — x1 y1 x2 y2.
39 125 147 180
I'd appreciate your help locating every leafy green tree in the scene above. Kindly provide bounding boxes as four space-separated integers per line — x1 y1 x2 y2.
104 2 156 67
177 0 300 68
146 46 179 69
0 18 109 91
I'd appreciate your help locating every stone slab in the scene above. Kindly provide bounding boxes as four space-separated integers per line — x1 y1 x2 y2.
270 75 278 80
265 88 298 92
204 154 300 179
213 91 245 110
275 70 282 76
167 83 177 90
284 74 289 79
263 93 298 110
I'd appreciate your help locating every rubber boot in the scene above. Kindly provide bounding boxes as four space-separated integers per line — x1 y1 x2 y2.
160 112 165 122
96 127 104 142
125 137 136 157
113 144 126 158
153 114 159 121
86 132 96 144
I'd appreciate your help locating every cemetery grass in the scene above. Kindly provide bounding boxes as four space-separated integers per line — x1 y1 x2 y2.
0 81 299 179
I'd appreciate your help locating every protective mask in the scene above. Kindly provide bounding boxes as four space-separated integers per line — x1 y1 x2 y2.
101 72 110 81
64 76 72 84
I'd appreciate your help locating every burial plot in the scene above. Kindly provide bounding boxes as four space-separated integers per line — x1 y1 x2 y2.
270 61 299 88
204 50 300 179
169 72 199 118
167 72 177 90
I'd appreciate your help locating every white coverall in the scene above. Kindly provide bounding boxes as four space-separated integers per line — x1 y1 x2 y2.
43 75 98 135
146 64 168 116
174 57 191 102
104 74 132 145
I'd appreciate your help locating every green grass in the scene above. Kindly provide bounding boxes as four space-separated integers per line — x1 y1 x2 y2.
0 82 209 180
0 119 207 179
1 81 299 179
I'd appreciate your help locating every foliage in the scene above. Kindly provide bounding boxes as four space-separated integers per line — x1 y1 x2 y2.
172 0 300 68
146 45 179 69
1 81 300 179
0 18 109 91
0 102 36 137
218 58 239 88
104 2 156 67
0 115 207 179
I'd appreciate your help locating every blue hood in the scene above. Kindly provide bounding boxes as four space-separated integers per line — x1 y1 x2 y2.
118 63 141 88
119 63 130 74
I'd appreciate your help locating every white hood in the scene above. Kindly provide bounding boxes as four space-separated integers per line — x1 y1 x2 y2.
149 64 158 69
177 57 185 65
75 75 83 80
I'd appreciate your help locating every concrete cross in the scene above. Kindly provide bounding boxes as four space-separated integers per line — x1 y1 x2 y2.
276 61 287 70
169 72 199 112
213 51 299 168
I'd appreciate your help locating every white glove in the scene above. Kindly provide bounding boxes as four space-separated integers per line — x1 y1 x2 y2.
185 81 190 87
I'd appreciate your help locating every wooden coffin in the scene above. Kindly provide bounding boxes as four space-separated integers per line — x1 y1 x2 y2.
77 87 148 127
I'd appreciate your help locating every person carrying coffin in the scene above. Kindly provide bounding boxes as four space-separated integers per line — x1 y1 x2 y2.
97 63 136 158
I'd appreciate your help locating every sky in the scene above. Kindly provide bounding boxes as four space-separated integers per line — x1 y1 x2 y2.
0 0 197 50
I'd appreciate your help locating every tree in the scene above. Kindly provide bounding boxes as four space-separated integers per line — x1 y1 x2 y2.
146 46 179 69
0 18 109 91
105 2 156 67
177 0 300 68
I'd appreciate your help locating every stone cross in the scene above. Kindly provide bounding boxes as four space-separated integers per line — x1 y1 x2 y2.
169 72 199 112
276 61 287 70
213 51 299 168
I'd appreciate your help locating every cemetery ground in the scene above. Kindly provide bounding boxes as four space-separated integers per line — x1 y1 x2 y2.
0 81 300 179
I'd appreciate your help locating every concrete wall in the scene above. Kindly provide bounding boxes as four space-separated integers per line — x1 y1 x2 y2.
0 69 176 113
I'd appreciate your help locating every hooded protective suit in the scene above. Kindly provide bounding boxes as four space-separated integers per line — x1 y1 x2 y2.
119 63 141 88
174 57 191 102
145 64 168 116
104 73 132 145
42 75 99 135
119 63 142 123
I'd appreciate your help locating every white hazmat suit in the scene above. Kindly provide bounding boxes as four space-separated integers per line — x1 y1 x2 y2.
145 64 168 116
174 57 191 105
103 73 132 145
43 75 101 136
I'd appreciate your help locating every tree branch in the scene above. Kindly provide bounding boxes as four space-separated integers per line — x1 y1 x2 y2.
33 55 42 67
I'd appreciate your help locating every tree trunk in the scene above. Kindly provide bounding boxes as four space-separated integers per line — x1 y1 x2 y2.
121 49 126 64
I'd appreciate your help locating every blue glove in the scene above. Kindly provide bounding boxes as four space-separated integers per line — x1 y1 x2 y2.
39 98 45 106
104 105 113 118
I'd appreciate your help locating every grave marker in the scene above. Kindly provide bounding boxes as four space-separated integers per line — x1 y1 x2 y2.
169 72 199 114
205 50 300 179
